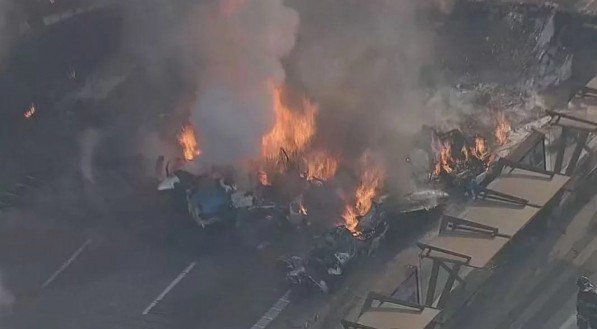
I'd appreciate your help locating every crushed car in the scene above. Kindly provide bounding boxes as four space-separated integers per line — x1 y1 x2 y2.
278 201 388 293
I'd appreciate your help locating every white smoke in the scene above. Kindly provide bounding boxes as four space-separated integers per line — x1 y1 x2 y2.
289 1 434 138
189 0 299 166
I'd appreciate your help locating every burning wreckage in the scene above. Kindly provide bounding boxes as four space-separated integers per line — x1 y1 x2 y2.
155 112 512 294
155 149 398 293
155 147 455 293
154 85 516 294
279 201 388 293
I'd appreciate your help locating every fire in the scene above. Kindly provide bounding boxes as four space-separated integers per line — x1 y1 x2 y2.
433 141 454 176
431 134 495 178
24 103 36 119
261 84 317 159
178 125 201 161
472 136 489 160
342 154 384 235
494 113 511 145
304 150 339 181
342 205 360 233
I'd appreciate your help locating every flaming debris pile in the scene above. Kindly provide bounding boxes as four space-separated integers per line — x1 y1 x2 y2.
430 111 513 183
178 125 201 161
431 131 495 182
342 153 385 235
261 84 317 160
303 150 339 182
259 83 339 186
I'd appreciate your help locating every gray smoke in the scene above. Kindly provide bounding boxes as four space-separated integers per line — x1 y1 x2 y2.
188 0 299 166
285 0 437 192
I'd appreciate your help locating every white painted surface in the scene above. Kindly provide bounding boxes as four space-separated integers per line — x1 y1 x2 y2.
250 290 291 329
42 239 92 288
142 261 196 315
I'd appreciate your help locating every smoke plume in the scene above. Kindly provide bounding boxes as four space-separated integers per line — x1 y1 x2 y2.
188 0 300 166
284 0 437 192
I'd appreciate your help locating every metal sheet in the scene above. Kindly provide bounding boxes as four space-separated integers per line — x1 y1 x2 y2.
487 169 569 206
423 234 510 268
358 307 440 329
456 200 539 237
556 113 597 131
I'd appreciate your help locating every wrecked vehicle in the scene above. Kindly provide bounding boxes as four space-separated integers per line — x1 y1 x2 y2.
158 169 235 227
158 166 298 229
279 202 388 293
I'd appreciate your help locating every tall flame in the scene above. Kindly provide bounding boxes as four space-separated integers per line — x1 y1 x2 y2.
433 140 454 176
304 150 339 181
261 84 317 159
342 154 384 235
494 112 511 145
178 125 201 161
472 136 489 160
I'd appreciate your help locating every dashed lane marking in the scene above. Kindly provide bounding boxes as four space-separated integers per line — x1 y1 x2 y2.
142 261 197 315
42 239 92 288
250 290 291 329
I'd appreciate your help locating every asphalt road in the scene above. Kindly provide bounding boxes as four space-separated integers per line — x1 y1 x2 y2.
0 181 296 329
0 8 293 329
0 3 595 329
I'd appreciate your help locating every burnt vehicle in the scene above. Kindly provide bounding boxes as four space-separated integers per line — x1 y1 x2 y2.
158 166 295 230
279 202 388 293
158 168 238 227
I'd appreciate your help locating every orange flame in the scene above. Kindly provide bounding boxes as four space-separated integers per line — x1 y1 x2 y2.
432 135 494 178
342 154 384 235
304 150 339 182
24 103 36 119
494 113 511 145
433 140 454 176
178 125 201 161
472 136 489 160
261 84 317 160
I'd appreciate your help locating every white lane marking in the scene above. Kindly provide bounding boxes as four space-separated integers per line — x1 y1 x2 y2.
250 290 291 329
42 239 92 288
142 261 196 315
559 314 577 329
